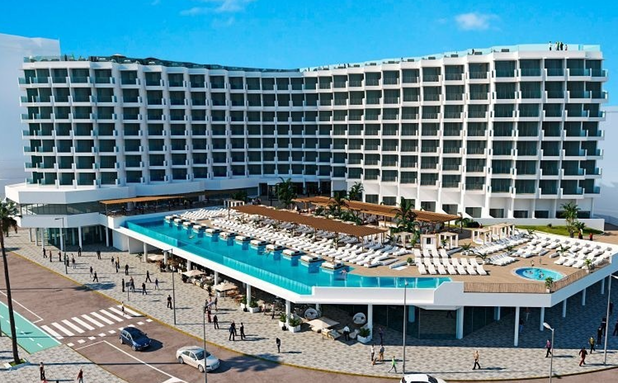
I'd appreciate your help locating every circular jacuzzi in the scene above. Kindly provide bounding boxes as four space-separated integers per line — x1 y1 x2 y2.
514 267 564 281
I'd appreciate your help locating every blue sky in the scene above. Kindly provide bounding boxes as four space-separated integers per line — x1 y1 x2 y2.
1 0 617 103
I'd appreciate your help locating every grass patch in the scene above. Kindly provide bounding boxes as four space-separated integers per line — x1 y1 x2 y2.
518 225 603 237
9 359 27 367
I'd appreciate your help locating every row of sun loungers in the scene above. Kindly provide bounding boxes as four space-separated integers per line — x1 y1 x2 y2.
554 248 613 269
473 235 530 256
417 257 488 276
181 208 231 221
487 252 517 266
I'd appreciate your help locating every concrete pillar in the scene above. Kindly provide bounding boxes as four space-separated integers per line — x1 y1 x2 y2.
367 304 373 334
143 242 148 263
514 306 520 347
494 307 501 321
539 307 545 331
41 228 46 247
164 251 169 266
214 271 220 285
29 228 33 242
78 226 83 248
35 228 40 246
59 227 65 252
601 278 605 295
187 260 192 270
562 299 567 318
71 229 76 246
315 303 321 313
99 225 103 241
285 300 291 326
582 288 587 306
105 227 110 247
456 307 464 339
246 284 252 303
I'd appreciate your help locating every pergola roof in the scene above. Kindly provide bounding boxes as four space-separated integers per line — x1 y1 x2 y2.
293 196 459 223
100 195 183 205
232 205 386 237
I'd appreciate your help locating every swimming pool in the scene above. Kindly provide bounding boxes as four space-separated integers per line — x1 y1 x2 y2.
126 219 450 295
514 267 564 281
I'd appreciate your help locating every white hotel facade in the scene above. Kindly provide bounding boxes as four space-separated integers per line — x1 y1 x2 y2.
5 44 609 240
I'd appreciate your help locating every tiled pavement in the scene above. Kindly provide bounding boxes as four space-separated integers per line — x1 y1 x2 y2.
5 230 618 381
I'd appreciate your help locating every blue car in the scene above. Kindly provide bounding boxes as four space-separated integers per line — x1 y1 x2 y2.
119 327 151 351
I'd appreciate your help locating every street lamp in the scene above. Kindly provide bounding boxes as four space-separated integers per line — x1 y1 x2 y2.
166 249 177 325
543 322 554 383
603 274 618 365
54 217 67 274
202 302 208 383
402 280 408 374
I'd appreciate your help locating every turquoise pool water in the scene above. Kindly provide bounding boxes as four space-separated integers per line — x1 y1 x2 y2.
126 220 450 295
514 267 564 281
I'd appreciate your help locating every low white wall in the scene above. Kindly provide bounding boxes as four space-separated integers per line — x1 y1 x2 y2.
476 218 606 231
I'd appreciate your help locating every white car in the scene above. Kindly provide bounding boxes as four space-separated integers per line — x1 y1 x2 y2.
401 374 447 383
176 346 220 373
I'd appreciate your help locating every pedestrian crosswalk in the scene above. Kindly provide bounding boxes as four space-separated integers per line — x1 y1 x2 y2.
40 305 149 347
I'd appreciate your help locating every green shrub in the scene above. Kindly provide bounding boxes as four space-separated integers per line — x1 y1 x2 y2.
359 327 371 337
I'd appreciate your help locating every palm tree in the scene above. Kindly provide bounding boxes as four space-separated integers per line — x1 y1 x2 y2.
328 192 349 217
392 197 418 233
275 177 297 209
348 182 364 201
230 190 248 203
561 202 580 238
454 213 471 233
1 199 20 364
460 243 473 256
525 228 537 238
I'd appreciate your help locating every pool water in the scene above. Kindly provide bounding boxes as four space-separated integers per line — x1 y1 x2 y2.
126 220 450 295
514 267 564 281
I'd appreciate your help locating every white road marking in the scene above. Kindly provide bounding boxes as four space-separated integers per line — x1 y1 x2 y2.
99 341 185 381
77 339 86 344
37 343 42 347
108 307 132 319
99 309 124 322
74 340 104 350
41 325 64 340
98 333 106 337
137 321 145 325
0 290 44 323
88 336 96 340
67 342 74 347
146 319 153 322
82 314 104 328
90 311 114 325
108 330 116 334
51 322 74 337
116 305 142 317
72 317 95 331
162 379 185 383
62 319 85 334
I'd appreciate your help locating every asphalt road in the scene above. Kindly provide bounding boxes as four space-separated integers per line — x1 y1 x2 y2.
1 251 616 383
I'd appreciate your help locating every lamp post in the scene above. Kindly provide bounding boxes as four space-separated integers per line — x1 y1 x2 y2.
54 217 67 274
603 274 618 365
402 280 408 374
166 249 177 325
203 302 208 383
543 322 554 383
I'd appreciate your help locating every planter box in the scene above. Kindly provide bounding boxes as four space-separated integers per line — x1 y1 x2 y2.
247 306 260 314
357 334 372 344
288 325 301 333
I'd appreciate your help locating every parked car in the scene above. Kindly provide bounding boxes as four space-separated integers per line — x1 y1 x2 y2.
176 346 220 373
401 374 447 383
119 327 151 351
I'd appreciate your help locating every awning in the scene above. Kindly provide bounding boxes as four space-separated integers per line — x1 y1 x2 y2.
182 270 205 277
147 254 165 262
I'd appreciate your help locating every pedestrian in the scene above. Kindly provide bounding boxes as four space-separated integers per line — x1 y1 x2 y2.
213 314 219 329
121 302 125 314
40 361 46 382
276 337 281 353
379 345 385 362
125 264 129 275
378 327 384 346
58 251 61 262
141 282 147 295
388 356 397 373
549 41 552 51
78 246 82 257
240 322 246 340
370 344 375 363
50 251 52 262
145 270 152 283
42 247 47 258
473 350 481 370
154 278 159 290
115 262 119 273
167 294 173 309
116 255 120 265
121 278 125 292
76 367 83 383
343 325 351 341
231 321 237 336
71 256 76 269
597 326 603 345
207 308 212 323
130 277 135 292
228 324 236 341
579 347 588 366
545 339 553 358
589 232 594 241
96 249 101 259
589 336 596 353
92 271 98 282
213 296 218 311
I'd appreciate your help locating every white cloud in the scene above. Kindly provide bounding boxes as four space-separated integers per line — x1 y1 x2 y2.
180 0 256 16
455 12 497 31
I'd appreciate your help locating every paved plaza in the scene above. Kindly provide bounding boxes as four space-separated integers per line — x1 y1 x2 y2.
4 230 618 381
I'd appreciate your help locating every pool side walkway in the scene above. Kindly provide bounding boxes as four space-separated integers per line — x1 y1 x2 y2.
5 230 618 381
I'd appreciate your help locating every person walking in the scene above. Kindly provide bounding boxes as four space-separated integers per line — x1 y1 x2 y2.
228 324 236 341
130 277 135 292
240 322 246 340
213 314 219 329
58 251 61 262
589 336 596 353
76 367 84 383
92 271 98 282
545 339 553 358
597 326 603 345
231 321 237 336
42 247 46 258
115 261 119 273
207 308 212 323
213 296 218 311
125 264 129 276
96 249 101 259
121 302 125 314
111 257 114 266
473 350 481 370
71 256 76 269
388 356 397 373
145 270 152 283
342 325 351 341
579 347 588 366
378 345 385 362
167 295 173 309
40 361 46 382
154 278 159 290
141 282 147 295
378 327 384 346
78 246 82 257
276 337 281 353
89 266 93 277
370 344 375 363
121 278 125 292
